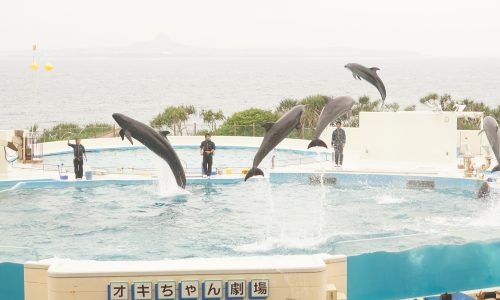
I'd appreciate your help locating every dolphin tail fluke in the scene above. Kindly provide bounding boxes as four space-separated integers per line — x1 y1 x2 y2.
244 167 264 181
492 165 500 172
307 139 328 149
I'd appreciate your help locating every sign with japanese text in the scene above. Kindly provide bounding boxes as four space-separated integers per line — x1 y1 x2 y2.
156 280 176 300
108 278 269 300
108 282 129 300
132 282 152 300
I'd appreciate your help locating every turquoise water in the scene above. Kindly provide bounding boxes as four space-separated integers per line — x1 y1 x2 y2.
1 176 499 262
42 146 324 174
2 148 500 299
348 240 500 299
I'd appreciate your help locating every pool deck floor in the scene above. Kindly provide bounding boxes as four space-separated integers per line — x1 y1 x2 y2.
0 136 497 190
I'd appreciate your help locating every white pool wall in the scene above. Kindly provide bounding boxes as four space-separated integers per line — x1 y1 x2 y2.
24 255 347 300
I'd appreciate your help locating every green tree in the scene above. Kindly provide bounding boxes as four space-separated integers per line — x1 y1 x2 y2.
150 105 196 135
340 95 381 127
419 93 455 111
40 122 113 142
299 95 329 130
404 105 416 111
275 98 299 116
216 108 278 136
200 109 225 132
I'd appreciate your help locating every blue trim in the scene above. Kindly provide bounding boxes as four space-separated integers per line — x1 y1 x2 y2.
248 280 269 299
269 171 486 197
156 281 176 300
0 178 55 187
202 281 223 300
179 281 199 300
225 280 246 300
0 177 245 189
42 144 327 157
132 282 152 300
0 263 23 300
347 240 500 300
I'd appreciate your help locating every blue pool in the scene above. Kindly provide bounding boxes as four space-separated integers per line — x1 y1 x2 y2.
1 147 500 299
41 146 326 174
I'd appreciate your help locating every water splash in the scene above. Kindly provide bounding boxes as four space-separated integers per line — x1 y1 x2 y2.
375 194 407 204
152 154 190 198
469 187 500 227
0 182 25 193
239 175 327 253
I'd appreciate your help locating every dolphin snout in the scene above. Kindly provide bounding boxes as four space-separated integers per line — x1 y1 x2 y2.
112 113 126 125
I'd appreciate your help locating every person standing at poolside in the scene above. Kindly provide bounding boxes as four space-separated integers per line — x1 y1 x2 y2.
331 120 346 167
67 138 87 179
200 133 216 178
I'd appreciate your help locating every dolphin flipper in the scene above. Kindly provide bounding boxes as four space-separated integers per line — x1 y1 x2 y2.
492 165 500 172
244 167 264 181
119 129 133 144
307 139 328 149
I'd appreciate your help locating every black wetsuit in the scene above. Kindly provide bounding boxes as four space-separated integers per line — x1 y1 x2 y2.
200 140 216 176
68 143 86 179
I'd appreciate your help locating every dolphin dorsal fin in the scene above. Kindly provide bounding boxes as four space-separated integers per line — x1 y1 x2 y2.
159 130 170 137
370 67 380 72
262 122 275 132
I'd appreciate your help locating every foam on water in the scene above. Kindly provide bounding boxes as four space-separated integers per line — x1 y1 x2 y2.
469 187 500 227
152 154 190 197
375 194 408 204
0 182 25 193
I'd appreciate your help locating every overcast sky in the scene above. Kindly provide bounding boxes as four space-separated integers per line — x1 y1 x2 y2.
3 0 500 56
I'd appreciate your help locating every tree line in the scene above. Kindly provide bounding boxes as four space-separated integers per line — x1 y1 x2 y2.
149 93 500 136
36 93 500 141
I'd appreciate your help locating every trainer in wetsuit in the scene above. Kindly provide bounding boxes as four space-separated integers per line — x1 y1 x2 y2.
67 138 87 179
200 133 216 177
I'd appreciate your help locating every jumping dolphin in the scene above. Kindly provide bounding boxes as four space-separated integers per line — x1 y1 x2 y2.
479 116 500 172
245 105 306 181
112 113 186 188
345 63 386 103
308 96 356 149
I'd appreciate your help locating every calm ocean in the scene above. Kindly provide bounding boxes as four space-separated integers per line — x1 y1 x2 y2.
1 56 499 129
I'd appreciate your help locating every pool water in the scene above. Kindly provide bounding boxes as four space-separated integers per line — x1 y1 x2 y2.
42 147 325 174
1 177 499 262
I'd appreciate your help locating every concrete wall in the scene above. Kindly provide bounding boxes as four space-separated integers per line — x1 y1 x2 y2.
357 112 457 164
24 255 348 300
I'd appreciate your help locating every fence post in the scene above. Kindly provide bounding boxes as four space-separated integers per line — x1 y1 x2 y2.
173 125 176 136
233 122 236 136
252 124 255 136
194 123 197 136
113 124 116 137
301 126 304 139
